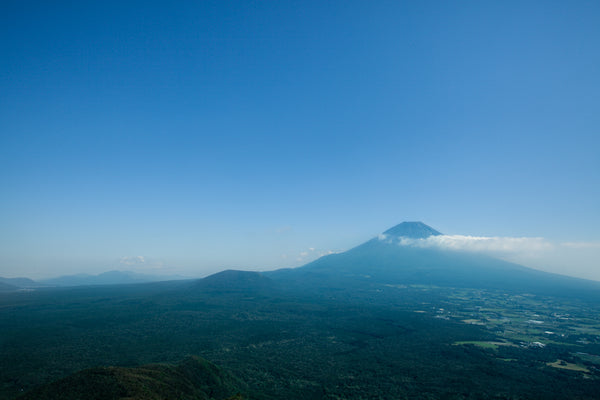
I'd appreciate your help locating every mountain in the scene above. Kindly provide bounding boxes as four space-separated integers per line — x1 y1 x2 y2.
268 222 600 298
17 356 246 400
41 270 188 287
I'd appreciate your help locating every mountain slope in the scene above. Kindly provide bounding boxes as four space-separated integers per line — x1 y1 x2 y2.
268 222 600 298
17 356 246 400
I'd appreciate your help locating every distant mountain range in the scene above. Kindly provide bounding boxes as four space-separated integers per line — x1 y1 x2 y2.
41 270 189 287
0 270 189 290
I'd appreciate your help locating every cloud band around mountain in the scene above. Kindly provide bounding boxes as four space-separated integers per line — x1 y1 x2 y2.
382 234 600 267
383 234 552 254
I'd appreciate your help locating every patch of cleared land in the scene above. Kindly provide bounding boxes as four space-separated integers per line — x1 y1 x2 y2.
453 341 513 350
461 319 485 325
547 360 589 373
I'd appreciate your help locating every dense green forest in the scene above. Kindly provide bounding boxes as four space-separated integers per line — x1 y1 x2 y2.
2 275 599 399
17 356 244 400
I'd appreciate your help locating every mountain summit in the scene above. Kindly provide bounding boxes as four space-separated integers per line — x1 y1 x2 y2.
383 221 442 238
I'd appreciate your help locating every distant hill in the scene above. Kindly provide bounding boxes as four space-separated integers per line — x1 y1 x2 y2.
17 356 247 400
41 270 188 287
193 270 278 294
267 222 600 299
0 276 43 289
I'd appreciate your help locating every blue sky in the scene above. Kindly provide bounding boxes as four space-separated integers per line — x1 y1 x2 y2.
1 1 599 279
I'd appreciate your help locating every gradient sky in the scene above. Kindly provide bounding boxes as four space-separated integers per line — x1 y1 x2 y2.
1 1 599 280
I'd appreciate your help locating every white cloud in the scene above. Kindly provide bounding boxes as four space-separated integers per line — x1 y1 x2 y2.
275 226 292 234
119 255 146 266
395 235 552 254
292 248 342 265
118 256 165 271
385 234 600 281
561 241 600 249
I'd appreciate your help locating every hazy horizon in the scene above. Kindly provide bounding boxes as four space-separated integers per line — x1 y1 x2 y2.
3 221 600 283
1 2 599 281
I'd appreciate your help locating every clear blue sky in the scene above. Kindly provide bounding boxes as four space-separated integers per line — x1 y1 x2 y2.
1 1 599 279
